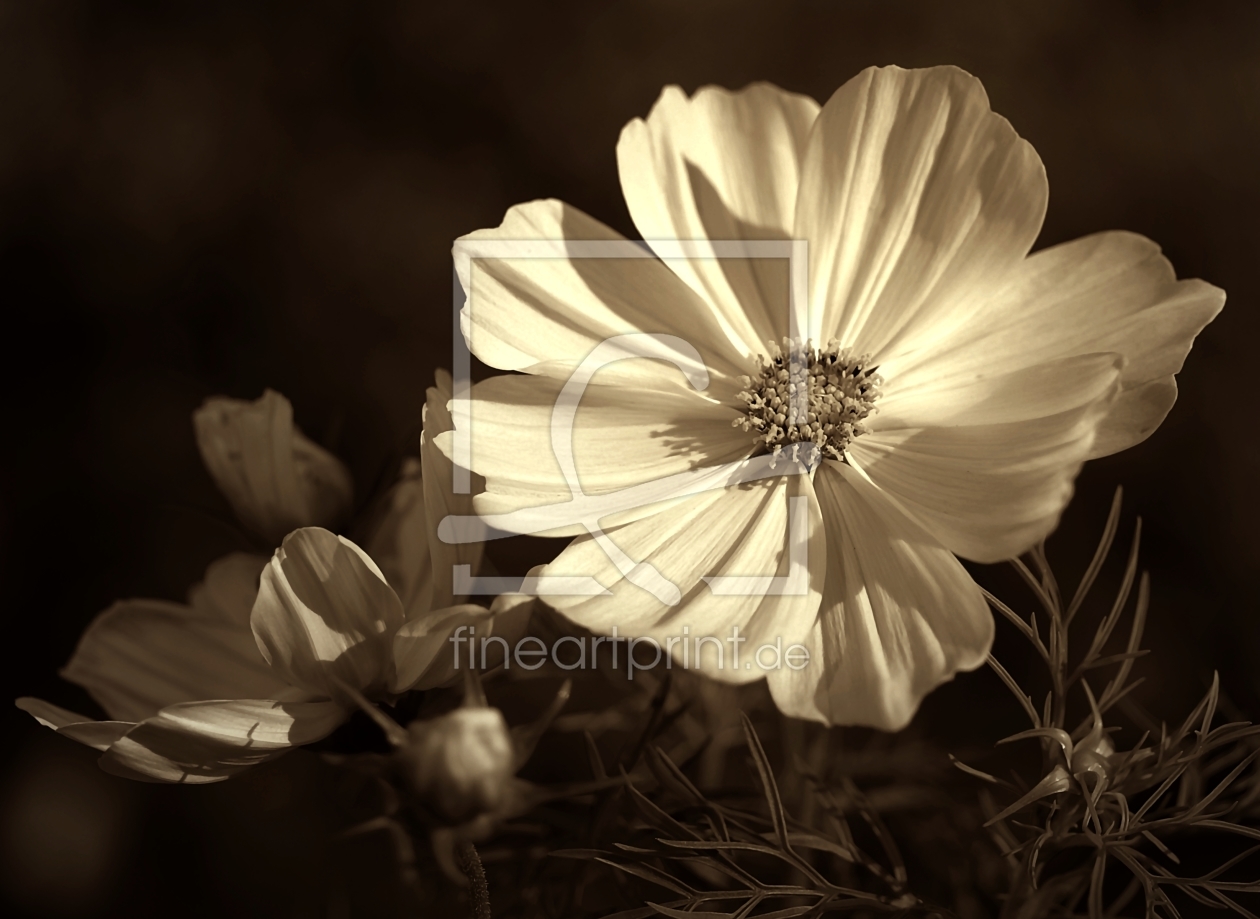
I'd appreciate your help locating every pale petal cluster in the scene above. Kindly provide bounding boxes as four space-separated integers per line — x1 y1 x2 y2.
18 375 515 782
446 65 1223 729
19 66 1226 777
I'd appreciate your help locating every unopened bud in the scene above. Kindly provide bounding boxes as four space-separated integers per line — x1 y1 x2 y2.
399 707 515 824
1070 730 1115 779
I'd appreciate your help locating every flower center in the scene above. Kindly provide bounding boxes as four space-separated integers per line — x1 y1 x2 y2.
734 339 881 463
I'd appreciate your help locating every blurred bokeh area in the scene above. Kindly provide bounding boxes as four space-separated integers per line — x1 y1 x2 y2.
1 1 1258 915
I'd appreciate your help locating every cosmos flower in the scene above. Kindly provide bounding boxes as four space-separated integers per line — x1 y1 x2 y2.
194 388 354 545
17 551 343 783
17 375 513 781
446 66 1223 729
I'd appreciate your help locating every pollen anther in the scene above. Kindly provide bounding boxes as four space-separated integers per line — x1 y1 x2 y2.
734 338 881 463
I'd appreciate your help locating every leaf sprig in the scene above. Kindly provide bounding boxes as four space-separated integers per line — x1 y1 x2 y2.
557 715 929 918
967 488 1260 919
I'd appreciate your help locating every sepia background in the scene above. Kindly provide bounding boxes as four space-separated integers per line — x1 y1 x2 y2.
1 1 1257 915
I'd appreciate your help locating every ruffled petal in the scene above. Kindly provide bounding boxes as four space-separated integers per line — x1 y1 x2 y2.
796 66 1047 358
455 198 749 379
15 698 132 752
252 528 405 697
768 463 991 730
617 83 821 353
849 381 1115 563
542 469 824 681
193 389 353 544
444 372 751 535
61 595 299 724
879 231 1224 458
98 699 345 784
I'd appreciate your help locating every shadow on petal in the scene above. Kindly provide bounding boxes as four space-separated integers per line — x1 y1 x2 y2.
99 699 345 784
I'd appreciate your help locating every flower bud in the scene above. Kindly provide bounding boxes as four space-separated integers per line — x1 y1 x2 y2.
1070 689 1116 782
398 706 515 824
194 389 353 544
1070 726 1115 780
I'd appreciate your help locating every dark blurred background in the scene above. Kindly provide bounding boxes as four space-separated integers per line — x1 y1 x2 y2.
0 0 1256 915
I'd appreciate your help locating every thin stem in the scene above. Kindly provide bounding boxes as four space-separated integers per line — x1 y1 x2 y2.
457 841 492 919
1065 486 1123 626
988 654 1042 728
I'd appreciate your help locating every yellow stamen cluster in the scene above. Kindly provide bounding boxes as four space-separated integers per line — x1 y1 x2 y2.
734 339 881 463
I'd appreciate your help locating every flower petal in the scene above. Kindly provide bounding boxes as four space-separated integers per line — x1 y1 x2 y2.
364 371 485 617
796 66 1047 359
392 603 494 693
186 551 268 626
849 383 1115 563
1089 379 1180 460
393 593 532 694
445 372 751 535
363 457 436 617
768 463 992 730
422 370 486 609
872 352 1124 430
456 198 749 379
617 83 821 353
15 698 132 752
193 389 354 544
98 699 344 784
252 528 405 697
61 593 299 724
542 470 824 680
879 231 1224 458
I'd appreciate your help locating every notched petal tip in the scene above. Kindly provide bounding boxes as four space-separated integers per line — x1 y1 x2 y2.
16 697 133 752
801 63 1047 360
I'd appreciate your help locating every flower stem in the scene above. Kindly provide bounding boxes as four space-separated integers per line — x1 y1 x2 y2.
457 841 491 919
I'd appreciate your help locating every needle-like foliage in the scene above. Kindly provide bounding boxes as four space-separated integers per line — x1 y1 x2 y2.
554 713 925 918
962 489 1260 919
330 490 1260 919
554 490 1260 918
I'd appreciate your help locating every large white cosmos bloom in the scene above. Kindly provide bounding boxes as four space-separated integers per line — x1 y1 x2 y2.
447 66 1223 729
